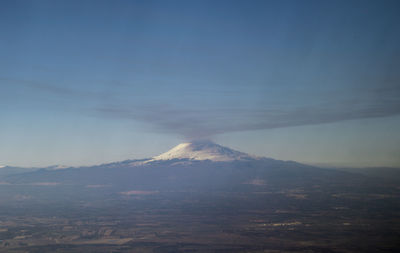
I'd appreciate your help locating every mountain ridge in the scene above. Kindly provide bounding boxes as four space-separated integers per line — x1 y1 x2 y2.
3 141 391 190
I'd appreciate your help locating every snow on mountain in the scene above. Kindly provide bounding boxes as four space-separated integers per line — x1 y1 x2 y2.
149 140 255 162
45 165 69 170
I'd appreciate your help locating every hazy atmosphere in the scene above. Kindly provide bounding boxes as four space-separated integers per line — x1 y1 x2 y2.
1 0 400 167
1 1 400 253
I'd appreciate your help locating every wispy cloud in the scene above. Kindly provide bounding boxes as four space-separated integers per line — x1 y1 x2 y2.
95 87 400 139
3 76 399 140
0 77 109 99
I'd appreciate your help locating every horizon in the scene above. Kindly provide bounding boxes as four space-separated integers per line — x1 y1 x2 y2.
1 0 400 168
2 139 399 169
1 2 400 252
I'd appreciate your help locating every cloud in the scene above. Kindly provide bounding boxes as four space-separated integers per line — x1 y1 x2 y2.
1 77 78 96
95 87 400 139
0 77 108 99
3 76 399 140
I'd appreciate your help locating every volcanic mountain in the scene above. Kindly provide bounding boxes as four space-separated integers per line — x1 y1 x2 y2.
149 140 255 162
1 142 397 253
4 141 372 192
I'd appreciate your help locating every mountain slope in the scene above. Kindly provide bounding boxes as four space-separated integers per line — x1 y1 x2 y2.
5 141 379 193
150 140 254 162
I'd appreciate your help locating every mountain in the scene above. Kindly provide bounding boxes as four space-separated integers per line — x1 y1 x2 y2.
0 165 71 179
5 141 379 193
2 142 399 253
150 140 255 162
0 165 40 177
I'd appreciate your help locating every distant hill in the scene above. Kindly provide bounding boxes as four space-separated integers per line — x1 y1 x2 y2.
0 166 39 178
336 167 400 184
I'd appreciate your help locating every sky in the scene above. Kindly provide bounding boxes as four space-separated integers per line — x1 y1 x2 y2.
0 0 399 168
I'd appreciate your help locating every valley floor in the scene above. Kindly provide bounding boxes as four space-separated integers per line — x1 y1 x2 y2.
0 189 399 253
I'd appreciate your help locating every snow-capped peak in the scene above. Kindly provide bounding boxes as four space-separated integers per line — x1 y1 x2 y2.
150 140 254 162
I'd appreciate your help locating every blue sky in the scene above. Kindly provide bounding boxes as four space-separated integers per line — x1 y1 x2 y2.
1 0 399 167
